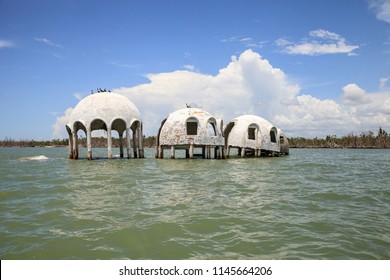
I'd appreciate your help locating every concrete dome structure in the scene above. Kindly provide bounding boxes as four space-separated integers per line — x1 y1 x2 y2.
65 92 144 160
156 107 225 159
224 115 289 157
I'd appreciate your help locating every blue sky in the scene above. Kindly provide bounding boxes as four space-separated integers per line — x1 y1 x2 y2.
1 0 390 140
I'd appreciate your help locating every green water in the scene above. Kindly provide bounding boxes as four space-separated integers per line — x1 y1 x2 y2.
0 147 389 259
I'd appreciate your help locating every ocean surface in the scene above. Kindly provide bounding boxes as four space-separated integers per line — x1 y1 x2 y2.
0 147 389 260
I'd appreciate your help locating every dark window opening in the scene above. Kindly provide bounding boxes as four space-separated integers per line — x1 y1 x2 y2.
270 130 277 143
248 127 256 140
280 136 285 144
187 121 198 135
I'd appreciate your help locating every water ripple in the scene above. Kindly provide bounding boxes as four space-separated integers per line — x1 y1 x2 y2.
0 148 389 259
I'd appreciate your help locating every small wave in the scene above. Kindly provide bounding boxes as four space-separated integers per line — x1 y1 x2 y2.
20 155 49 161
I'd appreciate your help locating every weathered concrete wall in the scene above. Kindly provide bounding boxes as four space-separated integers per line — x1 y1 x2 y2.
224 115 288 156
158 108 224 147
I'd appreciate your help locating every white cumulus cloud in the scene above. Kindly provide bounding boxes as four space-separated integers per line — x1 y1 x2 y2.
54 49 390 139
341 83 372 105
276 29 359 56
114 50 300 136
52 107 73 139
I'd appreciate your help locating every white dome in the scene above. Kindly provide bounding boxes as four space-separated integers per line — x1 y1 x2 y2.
158 107 224 146
224 114 279 152
227 115 275 136
67 92 141 133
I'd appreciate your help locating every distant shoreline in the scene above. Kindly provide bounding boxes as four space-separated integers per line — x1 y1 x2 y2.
1 128 389 149
1 145 389 150
289 146 389 149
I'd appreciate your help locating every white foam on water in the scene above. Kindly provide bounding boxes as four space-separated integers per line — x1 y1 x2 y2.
20 155 49 161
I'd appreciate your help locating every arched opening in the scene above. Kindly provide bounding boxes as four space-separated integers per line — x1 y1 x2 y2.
224 122 235 145
223 121 236 158
186 117 198 135
156 118 167 147
247 124 259 140
91 118 107 131
130 120 144 158
156 118 167 158
270 128 277 143
111 118 127 134
87 119 108 159
90 118 108 149
71 121 87 159
207 118 217 136
73 121 86 136
111 118 127 158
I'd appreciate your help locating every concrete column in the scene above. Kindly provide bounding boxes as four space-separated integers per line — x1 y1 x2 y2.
170 145 175 159
189 143 194 159
68 132 73 159
241 147 246 157
119 132 124 158
107 127 113 159
126 128 132 159
132 129 138 158
218 145 222 159
206 145 211 159
158 146 163 159
221 145 225 159
138 126 144 158
87 128 92 160
156 146 161 158
255 128 259 157
72 131 78 159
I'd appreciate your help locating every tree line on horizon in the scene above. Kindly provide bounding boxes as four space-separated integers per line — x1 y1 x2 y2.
1 127 389 149
289 127 390 148
0 136 157 148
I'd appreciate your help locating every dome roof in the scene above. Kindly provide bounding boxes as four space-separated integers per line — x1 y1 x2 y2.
224 114 279 151
67 92 141 132
228 115 275 132
157 107 224 146
165 107 215 121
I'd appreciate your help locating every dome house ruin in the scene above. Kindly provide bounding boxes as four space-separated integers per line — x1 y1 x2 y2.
65 91 144 160
224 115 289 157
156 107 225 159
